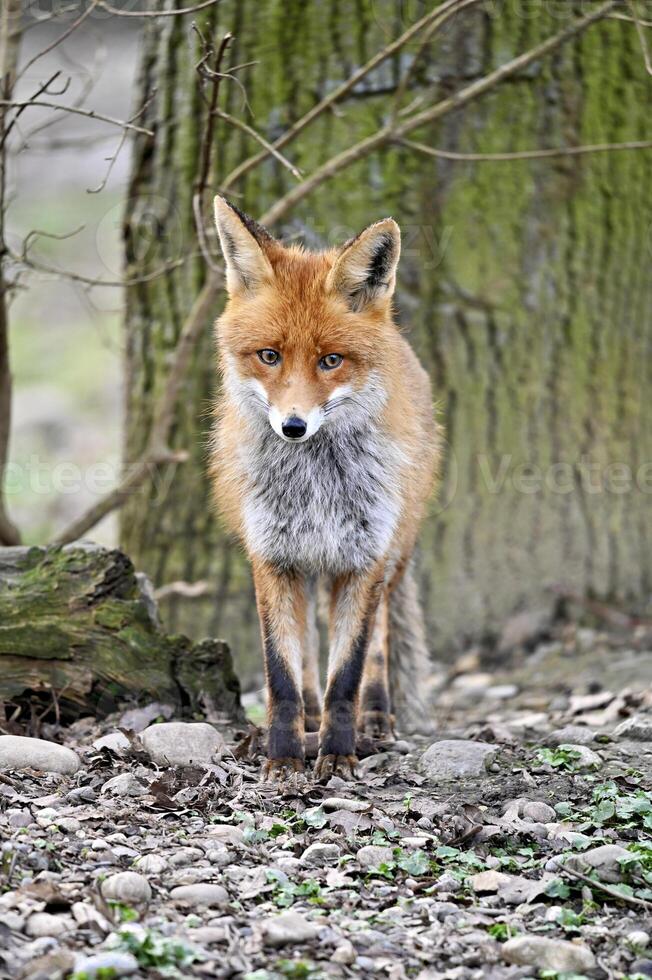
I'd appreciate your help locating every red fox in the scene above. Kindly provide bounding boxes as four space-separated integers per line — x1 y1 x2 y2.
210 196 440 780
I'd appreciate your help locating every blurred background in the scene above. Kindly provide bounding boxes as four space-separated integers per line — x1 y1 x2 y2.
3 0 652 690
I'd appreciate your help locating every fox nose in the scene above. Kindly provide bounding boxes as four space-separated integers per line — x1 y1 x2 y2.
281 415 307 439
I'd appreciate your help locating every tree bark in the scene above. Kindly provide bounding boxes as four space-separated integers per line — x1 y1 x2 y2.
121 1 652 678
0 0 22 546
0 544 244 724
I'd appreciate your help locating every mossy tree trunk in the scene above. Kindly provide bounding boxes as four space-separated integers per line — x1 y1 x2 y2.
122 1 652 679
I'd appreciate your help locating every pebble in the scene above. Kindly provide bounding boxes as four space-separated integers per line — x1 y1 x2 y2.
6 808 32 828
569 843 635 883
356 845 394 869
558 742 602 768
169 847 204 867
100 871 152 904
502 935 596 973
545 725 596 746
262 910 321 947
207 848 232 867
92 731 131 754
419 739 497 780
627 930 650 948
0 735 80 775
74 952 139 977
170 883 228 907
469 870 511 893
205 824 245 846
632 960 652 977
613 716 652 741
520 800 555 823
301 842 340 867
25 912 69 938
135 853 168 874
119 702 174 732
332 939 357 964
139 721 224 766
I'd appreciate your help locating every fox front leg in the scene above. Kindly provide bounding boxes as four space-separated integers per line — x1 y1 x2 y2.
253 561 308 782
316 568 383 780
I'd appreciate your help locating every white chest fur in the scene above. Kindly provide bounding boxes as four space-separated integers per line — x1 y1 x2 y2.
240 422 402 575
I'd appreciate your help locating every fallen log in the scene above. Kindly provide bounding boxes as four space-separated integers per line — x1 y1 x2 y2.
0 543 244 725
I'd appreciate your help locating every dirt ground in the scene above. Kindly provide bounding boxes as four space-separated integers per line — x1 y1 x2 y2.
1 616 652 980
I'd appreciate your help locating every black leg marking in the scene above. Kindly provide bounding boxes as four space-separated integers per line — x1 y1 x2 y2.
262 615 303 761
321 612 371 757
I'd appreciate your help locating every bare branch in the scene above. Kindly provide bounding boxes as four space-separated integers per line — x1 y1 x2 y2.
0 99 153 135
215 109 303 182
16 0 101 82
54 274 223 545
628 0 652 74
260 0 616 227
563 865 652 913
398 135 652 163
154 580 216 601
97 0 221 17
220 0 474 193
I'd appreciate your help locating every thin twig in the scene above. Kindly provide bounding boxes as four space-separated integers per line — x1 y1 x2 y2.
215 109 302 181
220 0 472 193
563 865 652 913
628 0 652 74
0 99 153 135
8 245 190 288
16 0 100 82
154 580 216 601
54 275 223 545
260 0 616 227
398 136 652 162
97 0 220 17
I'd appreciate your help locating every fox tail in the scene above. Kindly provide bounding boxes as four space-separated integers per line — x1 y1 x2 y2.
388 559 436 733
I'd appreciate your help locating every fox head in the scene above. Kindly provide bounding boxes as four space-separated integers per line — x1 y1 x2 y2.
213 196 401 443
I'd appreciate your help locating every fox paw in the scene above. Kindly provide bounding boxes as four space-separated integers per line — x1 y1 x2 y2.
261 757 305 788
313 753 357 782
359 710 394 741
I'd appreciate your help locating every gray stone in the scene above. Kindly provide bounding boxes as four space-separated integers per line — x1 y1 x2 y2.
301 842 340 867
169 847 203 867
559 742 602 768
170 883 229 907
25 912 69 938
545 726 596 746
119 702 174 732
419 739 497 780
520 800 556 823
356 845 394 869
6 808 32 828
613 716 652 741
469 870 511 893
0 736 80 775
262 910 321 947
134 853 168 874
332 939 356 964
74 952 139 977
140 721 224 766
101 773 147 797
502 935 596 973
570 843 634 883
100 871 152 905
627 930 650 949
92 732 131 754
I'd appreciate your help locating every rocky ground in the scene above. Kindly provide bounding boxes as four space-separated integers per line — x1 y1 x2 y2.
1 618 652 980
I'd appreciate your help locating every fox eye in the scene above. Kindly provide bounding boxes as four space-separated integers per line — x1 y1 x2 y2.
257 349 280 366
319 353 343 371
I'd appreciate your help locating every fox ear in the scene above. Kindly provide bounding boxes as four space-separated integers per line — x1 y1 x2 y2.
213 196 275 296
326 218 401 311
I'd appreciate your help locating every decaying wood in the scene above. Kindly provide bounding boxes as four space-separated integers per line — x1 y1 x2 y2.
0 544 244 724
